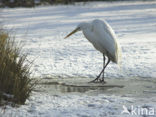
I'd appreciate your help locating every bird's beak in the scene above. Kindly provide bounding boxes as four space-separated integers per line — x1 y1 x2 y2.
64 27 79 39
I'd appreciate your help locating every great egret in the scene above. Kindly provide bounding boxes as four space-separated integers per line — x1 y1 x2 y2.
65 19 121 83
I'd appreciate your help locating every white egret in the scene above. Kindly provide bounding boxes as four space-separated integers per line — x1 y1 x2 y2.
65 19 121 83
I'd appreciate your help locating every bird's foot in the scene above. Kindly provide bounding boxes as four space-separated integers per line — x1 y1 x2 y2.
89 79 99 83
99 79 106 84
89 77 106 84
89 75 100 83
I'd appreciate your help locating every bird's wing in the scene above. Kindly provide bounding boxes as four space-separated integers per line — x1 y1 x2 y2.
92 19 121 63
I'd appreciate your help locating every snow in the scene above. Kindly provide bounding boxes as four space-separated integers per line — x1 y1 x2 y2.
1 90 156 117
1 93 133 117
0 1 156 117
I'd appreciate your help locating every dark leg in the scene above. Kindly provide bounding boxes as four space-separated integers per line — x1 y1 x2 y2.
89 55 105 83
102 54 105 81
101 57 110 83
89 56 110 83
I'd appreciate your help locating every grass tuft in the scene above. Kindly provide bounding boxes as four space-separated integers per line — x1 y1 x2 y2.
0 31 35 105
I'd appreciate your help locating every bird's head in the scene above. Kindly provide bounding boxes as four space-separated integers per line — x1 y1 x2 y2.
64 22 90 39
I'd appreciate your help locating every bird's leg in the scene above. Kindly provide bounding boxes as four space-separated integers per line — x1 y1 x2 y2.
90 69 103 83
100 58 110 83
89 57 110 83
102 55 105 82
89 55 105 83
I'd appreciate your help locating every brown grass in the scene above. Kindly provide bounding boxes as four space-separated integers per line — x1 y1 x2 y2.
0 31 35 105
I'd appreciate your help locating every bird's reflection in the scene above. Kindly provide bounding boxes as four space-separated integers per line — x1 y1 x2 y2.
48 83 120 93
40 81 124 93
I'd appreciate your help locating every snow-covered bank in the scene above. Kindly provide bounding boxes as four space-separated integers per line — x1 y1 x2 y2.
0 1 156 78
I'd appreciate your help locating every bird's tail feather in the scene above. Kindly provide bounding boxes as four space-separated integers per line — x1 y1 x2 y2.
115 41 122 67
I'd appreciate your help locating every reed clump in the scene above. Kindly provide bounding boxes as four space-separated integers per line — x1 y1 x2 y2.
0 31 35 105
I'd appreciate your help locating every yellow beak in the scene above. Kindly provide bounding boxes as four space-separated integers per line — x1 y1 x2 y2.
64 28 79 39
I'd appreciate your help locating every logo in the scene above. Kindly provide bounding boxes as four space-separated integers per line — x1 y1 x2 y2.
121 105 155 116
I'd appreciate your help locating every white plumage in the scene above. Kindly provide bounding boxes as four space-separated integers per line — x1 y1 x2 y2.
65 19 122 83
